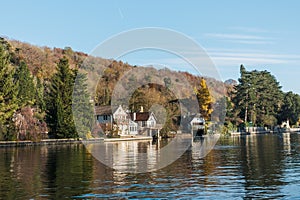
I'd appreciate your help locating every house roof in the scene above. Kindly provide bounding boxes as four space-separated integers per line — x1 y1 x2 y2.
95 105 128 116
130 112 151 121
179 113 205 125
94 105 112 115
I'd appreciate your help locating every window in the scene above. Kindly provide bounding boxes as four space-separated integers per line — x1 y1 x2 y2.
193 122 203 126
130 126 136 132
151 121 154 127
103 115 108 120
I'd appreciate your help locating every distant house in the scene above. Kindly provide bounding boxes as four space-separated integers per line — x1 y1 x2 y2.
95 105 159 137
130 111 157 134
190 114 205 136
131 112 156 127
95 105 138 136
128 120 138 135
95 105 113 124
178 113 206 135
113 105 128 124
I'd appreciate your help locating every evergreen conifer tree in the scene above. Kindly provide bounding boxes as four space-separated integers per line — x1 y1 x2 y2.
72 70 94 138
35 77 46 112
15 61 35 107
0 38 18 139
46 57 77 138
233 65 282 127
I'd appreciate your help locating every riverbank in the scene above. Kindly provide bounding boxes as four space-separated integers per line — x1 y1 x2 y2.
0 136 153 147
0 138 86 147
230 127 300 136
103 136 152 142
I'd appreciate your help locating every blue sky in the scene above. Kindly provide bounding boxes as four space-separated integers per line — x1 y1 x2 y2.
1 1 300 93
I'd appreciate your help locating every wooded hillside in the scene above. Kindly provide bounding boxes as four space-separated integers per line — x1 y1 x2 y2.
0 37 226 140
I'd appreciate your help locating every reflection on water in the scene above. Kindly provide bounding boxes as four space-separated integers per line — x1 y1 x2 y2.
84 134 219 173
1 133 300 199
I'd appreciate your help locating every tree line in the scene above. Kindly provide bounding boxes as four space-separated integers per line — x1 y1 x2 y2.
4 37 298 140
0 38 216 140
222 65 300 133
0 38 93 141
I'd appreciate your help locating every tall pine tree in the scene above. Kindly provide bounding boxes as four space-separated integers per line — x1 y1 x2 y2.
0 38 18 139
72 70 94 139
35 77 46 112
232 65 255 124
278 92 300 125
14 61 35 107
233 65 282 127
46 57 77 138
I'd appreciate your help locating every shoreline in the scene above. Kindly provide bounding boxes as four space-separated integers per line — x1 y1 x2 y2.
103 136 152 142
0 138 85 147
230 128 300 136
0 136 153 147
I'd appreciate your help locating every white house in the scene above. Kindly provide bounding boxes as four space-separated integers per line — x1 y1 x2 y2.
113 105 128 125
128 120 138 135
190 114 205 136
129 111 157 135
95 105 139 136
95 104 161 137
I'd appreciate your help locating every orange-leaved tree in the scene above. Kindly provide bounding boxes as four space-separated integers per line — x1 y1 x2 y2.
195 78 213 121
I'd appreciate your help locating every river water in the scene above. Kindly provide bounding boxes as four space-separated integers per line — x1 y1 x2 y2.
1 133 300 199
